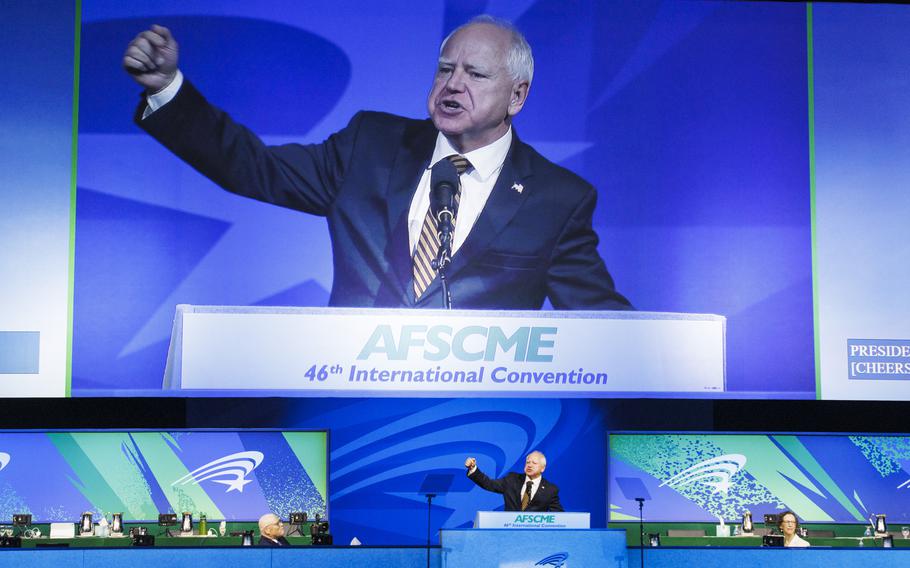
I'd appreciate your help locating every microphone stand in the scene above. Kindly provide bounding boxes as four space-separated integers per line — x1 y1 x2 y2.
635 497 645 568
433 216 454 309
424 492 436 568
433 259 452 309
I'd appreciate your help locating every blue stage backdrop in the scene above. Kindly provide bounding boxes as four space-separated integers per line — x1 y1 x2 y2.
74 0 814 398
200 397 609 545
609 432 910 524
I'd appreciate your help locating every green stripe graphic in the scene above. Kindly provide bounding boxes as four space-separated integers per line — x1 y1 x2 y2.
283 431 328 503
806 3 821 400
65 0 82 397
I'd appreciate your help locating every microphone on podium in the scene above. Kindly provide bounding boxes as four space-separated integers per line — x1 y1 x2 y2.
430 158 459 270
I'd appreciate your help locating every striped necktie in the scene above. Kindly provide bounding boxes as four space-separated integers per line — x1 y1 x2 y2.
521 480 533 511
413 154 470 300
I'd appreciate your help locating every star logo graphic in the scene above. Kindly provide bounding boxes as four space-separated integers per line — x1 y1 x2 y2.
213 476 254 493
659 454 746 494
172 451 264 494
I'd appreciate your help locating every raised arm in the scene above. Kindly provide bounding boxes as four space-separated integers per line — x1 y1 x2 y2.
465 456 508 494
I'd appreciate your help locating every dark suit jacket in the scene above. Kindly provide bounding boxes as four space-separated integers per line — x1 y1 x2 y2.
468 468 563 512
137 80 631 310
258 535 291 546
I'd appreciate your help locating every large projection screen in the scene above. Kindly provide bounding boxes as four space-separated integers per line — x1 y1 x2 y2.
2 1 908 400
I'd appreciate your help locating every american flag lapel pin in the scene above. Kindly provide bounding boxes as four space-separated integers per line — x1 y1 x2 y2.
511 182 524 194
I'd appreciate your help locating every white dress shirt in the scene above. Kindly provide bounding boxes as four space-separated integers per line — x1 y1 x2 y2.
144 70 184 117
406 129 511 256
522 475 542 503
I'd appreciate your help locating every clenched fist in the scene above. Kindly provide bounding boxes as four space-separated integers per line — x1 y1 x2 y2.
123 24 179 92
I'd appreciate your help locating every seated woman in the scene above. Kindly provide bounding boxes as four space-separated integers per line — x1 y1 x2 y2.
779 511 810 547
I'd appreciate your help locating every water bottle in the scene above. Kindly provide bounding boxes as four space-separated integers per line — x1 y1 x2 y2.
864 527 872 538
198 513 207 536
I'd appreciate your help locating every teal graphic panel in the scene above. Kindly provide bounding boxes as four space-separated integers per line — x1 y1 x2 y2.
0 430 327 521
609 433 910 523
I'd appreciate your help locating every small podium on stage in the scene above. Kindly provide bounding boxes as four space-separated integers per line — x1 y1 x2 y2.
473 510 590 529
442 526 625 568
442 512 620 567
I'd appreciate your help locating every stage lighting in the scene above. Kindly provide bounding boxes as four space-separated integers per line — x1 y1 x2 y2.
111 513 123 535
12 514 31 527
741 511 753 534
158 513 178 537
180 512 193 535
310 520 332 545
131 532 155 547
285 512 308 537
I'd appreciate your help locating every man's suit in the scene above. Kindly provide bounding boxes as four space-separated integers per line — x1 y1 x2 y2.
468 468 563 512
137 80 631 310
257 535 291 546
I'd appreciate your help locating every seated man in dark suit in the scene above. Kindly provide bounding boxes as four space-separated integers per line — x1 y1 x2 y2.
257 513 291 546
465 451 563 512
122 15 632 310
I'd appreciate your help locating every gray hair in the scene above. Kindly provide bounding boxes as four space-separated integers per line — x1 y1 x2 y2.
527 450 547 467
440 15 534 86
258 513 280 533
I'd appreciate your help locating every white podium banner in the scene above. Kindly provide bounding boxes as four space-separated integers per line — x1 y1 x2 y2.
163 306 725 396
473 511 590 529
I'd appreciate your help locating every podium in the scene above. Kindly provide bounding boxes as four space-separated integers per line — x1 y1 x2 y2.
441 528 627 568
474 511 590 529
163 305 725 396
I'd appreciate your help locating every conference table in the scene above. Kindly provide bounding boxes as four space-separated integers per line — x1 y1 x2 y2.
655 535 908 548
615 522 910 547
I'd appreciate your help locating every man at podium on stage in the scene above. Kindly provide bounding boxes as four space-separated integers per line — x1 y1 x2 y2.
465 451 563 512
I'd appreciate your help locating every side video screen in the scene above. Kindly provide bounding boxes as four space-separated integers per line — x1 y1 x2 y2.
609 432 910 524
0 430 327 522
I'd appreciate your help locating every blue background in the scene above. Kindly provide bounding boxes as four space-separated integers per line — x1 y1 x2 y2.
0 0 75 395
812 3 910 400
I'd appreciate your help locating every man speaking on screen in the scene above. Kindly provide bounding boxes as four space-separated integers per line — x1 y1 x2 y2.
123 16 631 310
465 451 563 512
